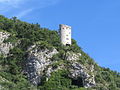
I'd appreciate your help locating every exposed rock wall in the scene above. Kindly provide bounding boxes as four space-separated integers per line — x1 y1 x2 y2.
25 45 58 85
66 52 95 88
68 63 95 88
0 31 13 56
25 45 96 88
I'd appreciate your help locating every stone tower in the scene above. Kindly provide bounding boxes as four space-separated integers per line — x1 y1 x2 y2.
59 24 72 45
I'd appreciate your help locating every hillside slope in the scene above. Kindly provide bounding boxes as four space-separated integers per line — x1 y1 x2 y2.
0 15 120 90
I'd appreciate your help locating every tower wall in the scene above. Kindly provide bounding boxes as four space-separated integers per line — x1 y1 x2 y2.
59 24 71 45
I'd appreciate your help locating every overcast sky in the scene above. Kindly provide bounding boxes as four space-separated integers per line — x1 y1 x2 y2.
0 0 120 72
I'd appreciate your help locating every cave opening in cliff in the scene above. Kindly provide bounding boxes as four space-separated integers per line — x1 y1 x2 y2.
71 77 84 87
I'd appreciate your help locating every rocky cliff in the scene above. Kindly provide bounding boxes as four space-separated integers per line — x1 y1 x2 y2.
24 44 95 88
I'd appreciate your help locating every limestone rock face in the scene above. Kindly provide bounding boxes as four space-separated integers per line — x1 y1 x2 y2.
25 45 58 85
0 32 10 43
66 52 95 88
69 63 95 88
25 45 96 88
66 52 81 61
0 32 13 56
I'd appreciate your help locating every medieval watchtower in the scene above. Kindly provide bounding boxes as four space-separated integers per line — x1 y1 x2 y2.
59 24 72 45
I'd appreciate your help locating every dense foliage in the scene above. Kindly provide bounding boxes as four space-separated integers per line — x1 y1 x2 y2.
0 15 120 90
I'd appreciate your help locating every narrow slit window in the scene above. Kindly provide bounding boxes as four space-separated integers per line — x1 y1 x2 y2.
66 38 69 40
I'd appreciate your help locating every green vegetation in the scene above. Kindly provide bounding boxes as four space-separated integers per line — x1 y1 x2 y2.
38 70 88 90
0 15 120 90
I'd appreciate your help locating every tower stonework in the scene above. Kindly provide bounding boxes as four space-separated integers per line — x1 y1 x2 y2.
59 24 72 45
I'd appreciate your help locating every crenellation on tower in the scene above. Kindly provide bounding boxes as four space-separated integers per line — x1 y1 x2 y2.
59 24 72 46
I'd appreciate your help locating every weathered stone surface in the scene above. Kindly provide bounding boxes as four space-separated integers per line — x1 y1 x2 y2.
0 32 13 56
66 52 95 88
25 45 58 85
0 32 10 44
66 51 81 61
25 46 96 88
69 63 95 88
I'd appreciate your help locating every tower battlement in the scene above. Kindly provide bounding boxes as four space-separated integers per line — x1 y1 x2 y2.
59 24 72 45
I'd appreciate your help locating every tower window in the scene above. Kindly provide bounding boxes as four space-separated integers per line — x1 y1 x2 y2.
66 38 69 40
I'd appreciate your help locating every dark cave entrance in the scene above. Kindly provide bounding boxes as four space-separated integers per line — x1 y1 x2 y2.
66 44 70 46
71 77 84 87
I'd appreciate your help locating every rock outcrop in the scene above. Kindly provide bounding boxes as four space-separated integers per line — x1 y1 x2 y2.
0 31 13 56
25 45 58 85
68 63 95 88
24 45 96 88
66 52 95 88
